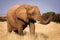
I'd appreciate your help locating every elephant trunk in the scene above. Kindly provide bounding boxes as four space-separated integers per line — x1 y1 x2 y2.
39 15 52 25
33 6 52 25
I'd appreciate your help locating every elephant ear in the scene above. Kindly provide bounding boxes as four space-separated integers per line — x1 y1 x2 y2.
15 8 28 22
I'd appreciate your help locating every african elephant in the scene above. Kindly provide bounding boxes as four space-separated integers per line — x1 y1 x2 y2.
7 4 52 35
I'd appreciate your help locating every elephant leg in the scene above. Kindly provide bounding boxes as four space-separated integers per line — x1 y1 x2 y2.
17 21 24 35
7 21 12 33
17 26 23 35
29 22 35 34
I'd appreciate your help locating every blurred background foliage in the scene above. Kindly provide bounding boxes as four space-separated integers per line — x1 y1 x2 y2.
42 12 60 23
0 16 7 22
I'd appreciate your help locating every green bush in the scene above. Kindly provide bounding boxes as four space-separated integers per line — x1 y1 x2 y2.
52 14 60 23
0 16 7 22
42 12 55 20
42 12 60 23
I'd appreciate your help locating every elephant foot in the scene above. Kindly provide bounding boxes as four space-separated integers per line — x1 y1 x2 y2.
14 30 24 35
17 32 24 36
7 24 12 33
14 30 18 33
7 28 12 33
17 30 23 35
19 32 27 36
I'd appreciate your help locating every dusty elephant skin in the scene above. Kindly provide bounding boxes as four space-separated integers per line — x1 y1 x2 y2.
7 4 52 35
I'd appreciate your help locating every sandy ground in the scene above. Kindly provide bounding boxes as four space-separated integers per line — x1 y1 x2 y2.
0 21 60 40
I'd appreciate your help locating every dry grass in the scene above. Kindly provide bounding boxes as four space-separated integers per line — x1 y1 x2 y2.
0 21 60 40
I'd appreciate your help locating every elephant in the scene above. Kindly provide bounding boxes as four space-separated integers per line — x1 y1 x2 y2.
7 4 52 35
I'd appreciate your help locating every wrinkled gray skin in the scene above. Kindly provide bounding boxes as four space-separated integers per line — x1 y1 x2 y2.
7 4 52 35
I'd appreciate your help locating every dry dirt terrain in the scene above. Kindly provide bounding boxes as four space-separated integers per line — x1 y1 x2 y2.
0 21 60 40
